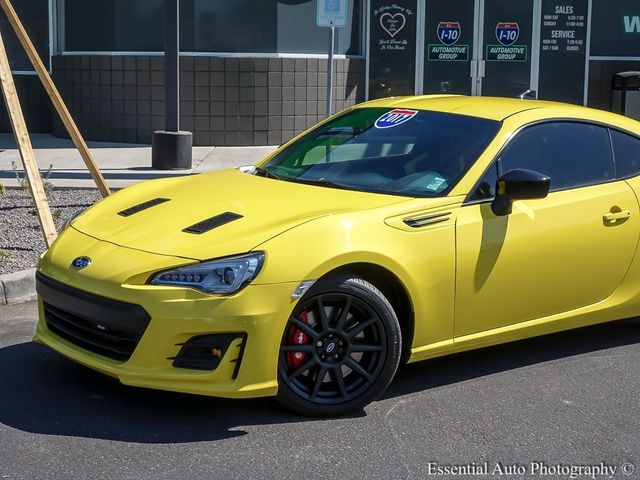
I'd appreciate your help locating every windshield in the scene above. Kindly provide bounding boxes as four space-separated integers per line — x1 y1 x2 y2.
259 107 501 197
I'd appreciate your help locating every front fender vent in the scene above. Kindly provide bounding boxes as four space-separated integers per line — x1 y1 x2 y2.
403 211 451 228
118 197 170 217
182 211 243 234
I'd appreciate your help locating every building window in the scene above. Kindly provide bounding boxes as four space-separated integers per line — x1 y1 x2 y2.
63 0 363 55
179 0 277 53
0 0 49 71
275 0 362 55
64 0 163 51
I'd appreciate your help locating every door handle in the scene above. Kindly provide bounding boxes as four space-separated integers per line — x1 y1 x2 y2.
603 210 631 222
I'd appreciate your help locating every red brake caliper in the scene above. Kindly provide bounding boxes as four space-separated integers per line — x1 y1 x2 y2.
287 310 309 369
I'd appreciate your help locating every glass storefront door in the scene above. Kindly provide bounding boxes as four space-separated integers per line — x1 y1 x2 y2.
368 0 418 99
368 0 537 99
423 0 476 95
479 0 534 96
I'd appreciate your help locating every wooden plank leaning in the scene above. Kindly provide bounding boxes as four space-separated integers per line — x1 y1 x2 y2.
0 29 56 247
0 0 111 198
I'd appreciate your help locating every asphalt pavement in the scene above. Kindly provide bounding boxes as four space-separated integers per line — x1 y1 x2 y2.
1 301 639 480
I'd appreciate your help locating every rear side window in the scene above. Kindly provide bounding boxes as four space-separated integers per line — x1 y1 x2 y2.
611 130 640 178
498 122 614 192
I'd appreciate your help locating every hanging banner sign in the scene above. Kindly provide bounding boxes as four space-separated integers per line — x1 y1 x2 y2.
486 22 528 61
427 21 469 61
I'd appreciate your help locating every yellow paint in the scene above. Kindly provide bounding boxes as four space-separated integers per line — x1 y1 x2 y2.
34 95 640 399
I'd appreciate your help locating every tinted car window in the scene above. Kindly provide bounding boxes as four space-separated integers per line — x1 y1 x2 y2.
468 162 498 201
611 130 640 178
262 108 501 197
498 122 614 192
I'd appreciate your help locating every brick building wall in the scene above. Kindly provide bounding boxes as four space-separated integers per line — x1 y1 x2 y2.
49 55 366 146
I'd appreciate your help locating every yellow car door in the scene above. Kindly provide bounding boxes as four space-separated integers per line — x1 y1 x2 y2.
454 121 640 338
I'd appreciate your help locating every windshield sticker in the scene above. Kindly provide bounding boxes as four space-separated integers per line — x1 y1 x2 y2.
426 176 447 191
374 109 418 129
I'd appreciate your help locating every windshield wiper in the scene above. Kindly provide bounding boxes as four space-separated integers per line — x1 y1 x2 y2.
291 177 352 190
254 166 283 180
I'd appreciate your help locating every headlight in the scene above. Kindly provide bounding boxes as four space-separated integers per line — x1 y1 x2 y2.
149 252 265 294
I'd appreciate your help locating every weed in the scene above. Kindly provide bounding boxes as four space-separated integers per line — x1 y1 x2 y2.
11 161 55 197
0 248 8 262
0 181 5 196
52 209 62 221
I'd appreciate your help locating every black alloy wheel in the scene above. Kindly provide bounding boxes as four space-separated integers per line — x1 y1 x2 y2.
277 275 402 416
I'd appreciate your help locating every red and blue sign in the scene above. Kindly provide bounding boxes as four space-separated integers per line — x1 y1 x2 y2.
495 22 519 46
374 109 419 129
437 22 461 46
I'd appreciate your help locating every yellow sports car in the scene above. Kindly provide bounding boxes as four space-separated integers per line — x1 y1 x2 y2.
35 95 640 416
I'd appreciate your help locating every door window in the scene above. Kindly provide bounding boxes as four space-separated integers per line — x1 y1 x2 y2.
611 129 640 179
498 122 614 191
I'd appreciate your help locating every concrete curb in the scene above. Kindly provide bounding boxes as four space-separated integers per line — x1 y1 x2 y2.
0 268 36 305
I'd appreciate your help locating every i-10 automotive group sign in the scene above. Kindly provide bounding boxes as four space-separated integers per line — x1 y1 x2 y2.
427 22 469 61
486 22 528 61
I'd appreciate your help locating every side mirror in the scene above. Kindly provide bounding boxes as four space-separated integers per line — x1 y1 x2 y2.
491 168 551 216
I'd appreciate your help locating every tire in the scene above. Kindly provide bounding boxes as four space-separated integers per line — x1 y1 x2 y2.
276 274 402 416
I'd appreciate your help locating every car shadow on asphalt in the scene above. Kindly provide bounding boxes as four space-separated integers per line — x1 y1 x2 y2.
385 318 640 399
0 319 638 444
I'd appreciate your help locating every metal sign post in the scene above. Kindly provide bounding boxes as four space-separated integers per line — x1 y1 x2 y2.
152 0 193 170
317 0 348 118
327 26 335 116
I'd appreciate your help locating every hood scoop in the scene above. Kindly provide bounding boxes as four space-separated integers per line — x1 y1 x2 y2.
118 197 170 217
182 212 243 234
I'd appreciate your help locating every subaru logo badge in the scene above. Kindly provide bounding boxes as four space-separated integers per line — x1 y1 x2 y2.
71 256 91 269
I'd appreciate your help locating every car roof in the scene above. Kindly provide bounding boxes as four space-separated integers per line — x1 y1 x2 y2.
357 95 587 121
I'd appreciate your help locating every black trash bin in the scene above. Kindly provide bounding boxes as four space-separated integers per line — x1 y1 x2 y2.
612 71 640 121
151 130 193 170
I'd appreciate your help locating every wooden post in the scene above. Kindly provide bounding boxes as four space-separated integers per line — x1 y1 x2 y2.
0 30 56 247
0 0 111 198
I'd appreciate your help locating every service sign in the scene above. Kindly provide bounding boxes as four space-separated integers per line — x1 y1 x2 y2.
317 0 347 28
538 0 589 104
427 21 469 61
486 22 528 61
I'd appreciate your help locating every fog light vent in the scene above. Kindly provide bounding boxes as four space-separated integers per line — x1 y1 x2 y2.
170 333 247 376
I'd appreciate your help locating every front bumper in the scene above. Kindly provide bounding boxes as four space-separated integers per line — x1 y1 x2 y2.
34 228 298 399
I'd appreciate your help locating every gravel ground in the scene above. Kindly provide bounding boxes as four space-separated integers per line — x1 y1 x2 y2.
0 187 103 275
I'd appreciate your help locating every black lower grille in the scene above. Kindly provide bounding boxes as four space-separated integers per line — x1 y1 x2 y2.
37 272 151 361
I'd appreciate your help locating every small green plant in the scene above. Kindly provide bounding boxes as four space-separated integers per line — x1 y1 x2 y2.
0 181 5 196
52 209 63 221
0 248 8 262
11 160 26 191
11 161 55 197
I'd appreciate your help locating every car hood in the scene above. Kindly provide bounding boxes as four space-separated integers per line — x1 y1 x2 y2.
71 169 407 260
